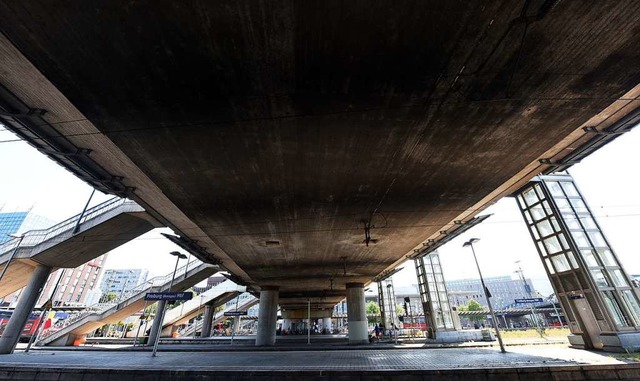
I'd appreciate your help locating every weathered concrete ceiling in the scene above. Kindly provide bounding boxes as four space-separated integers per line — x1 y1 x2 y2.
1 1 639 309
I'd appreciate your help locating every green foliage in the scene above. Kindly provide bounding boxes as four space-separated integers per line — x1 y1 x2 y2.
467 300 483 311
462 299 485 323
366 301 381 315
366 301 381 324
144 303 158 316
100 292 117 303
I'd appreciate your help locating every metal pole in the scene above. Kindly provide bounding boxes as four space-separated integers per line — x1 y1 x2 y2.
133 300 149 347
152 254 182 357
550 295 562 326
386 284 397 344
466 240 506 353
307 299 311 345
230 296 239 345
183 254 192 280
24 309 47 353
72 188 96 234
168 256 181 290
194 295 203 339
516 266 542 336
0 235 25 283
151 301 168 357
409 303 415 343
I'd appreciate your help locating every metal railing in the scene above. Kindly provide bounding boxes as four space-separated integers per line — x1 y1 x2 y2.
37 258 206 343
0 197 130 258
178 295 258 337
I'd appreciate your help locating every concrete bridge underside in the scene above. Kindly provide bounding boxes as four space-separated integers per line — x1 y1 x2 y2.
0 1 639 315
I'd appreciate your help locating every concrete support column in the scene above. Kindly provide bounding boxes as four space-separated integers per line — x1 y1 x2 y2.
147 300 167 343
255 286 278 346
0 264 51 354
323 317 332 334
346 282 368 344
200 304 214 338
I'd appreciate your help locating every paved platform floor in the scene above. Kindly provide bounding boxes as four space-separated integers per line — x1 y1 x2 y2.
0 344 630 371
0 344 638 380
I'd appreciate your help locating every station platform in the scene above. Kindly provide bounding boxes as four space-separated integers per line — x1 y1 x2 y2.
0 342 638 380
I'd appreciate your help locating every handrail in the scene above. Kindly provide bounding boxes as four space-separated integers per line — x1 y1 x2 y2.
37 259 207 343
179 295 257 336
0 197 129 257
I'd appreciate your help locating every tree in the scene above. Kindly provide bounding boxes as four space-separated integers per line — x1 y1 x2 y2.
100 292 117 303
366 301 381 324
461 299 485 323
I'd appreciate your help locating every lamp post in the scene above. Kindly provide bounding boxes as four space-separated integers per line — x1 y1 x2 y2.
152 251 187 357
462 238 506 353
0 234 25 283
133 280 154 347
386 284 398 345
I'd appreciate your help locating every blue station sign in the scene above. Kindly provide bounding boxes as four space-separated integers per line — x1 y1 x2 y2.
514 298 544 304
144 292 193 301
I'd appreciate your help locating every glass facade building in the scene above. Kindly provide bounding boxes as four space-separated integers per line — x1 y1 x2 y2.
100 268 149 296
0 212 28 243
0 211 53 243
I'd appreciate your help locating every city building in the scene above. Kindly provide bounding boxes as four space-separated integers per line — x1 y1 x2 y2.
193 274 227 294
0 210 54 243
36 255 109 307
446 276 537 310
99 268 149 298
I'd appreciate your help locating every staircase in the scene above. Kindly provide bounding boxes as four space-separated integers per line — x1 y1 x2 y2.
0 197 160 297
36 259 217 346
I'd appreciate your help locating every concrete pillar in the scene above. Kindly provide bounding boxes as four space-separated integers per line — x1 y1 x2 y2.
200 304 214 338
147 300 166 343
323 317 332 334
346 282 368 344
255 286 278 346
0 264 51 354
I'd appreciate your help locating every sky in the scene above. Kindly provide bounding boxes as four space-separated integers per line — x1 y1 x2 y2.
0 124 639 296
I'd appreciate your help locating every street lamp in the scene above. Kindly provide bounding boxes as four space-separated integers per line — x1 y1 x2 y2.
462 238 506 353
168 251 187 289
152 251 187 357
386 284 398 345
0 234 25 283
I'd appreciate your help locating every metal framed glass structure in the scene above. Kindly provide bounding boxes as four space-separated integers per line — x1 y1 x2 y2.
415 252 454 338
377 278 398 331
515 172 640 349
